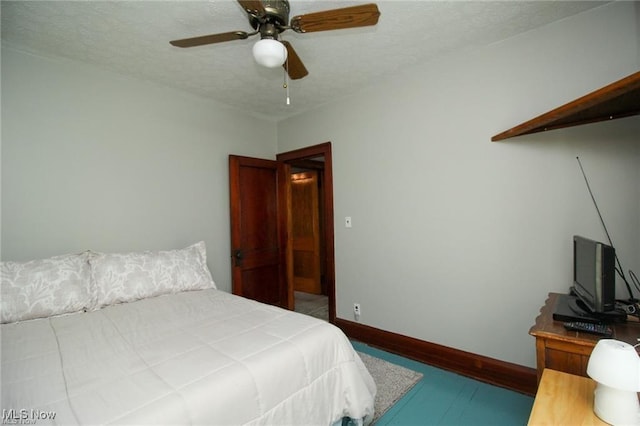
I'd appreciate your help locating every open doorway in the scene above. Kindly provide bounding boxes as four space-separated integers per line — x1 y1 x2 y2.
277 143 335 323
291 165 326 320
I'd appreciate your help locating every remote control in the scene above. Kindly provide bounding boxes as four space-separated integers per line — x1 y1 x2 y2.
563 321 613 337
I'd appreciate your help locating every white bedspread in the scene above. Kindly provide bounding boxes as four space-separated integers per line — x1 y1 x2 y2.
1 289 376 425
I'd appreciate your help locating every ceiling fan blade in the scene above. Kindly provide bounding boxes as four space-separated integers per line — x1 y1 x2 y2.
281 41 308 80
290 3 380 33
237 0 266 17
170 31 249 48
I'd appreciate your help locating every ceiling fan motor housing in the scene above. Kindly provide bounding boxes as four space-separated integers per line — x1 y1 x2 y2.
249 0 290 35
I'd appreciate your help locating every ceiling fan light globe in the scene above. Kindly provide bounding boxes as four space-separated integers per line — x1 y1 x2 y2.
253 39 288 68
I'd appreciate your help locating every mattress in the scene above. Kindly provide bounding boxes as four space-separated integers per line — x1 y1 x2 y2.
1 289 376 425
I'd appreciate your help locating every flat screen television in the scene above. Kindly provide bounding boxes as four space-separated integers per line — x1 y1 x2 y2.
572 235 616 313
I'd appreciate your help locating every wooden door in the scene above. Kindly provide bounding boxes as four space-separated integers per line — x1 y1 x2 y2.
291 171 322 294
229 155 291 309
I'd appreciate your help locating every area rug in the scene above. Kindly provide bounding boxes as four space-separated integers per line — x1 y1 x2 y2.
357 351 423 424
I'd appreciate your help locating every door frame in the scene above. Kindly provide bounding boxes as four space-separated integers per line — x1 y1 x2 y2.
277 142 336 323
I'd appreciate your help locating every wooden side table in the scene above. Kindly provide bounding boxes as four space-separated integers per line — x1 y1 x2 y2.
527 368 606 425
529 293 640 382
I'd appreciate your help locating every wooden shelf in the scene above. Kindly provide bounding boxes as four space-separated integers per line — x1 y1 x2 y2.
492 71 640 141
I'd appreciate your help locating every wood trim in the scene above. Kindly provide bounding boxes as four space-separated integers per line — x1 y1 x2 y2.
335 318 538 396
277 142 336 323
491 71 640 141
278 161 294 310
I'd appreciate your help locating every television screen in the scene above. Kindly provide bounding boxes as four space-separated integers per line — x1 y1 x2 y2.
572 235 616 313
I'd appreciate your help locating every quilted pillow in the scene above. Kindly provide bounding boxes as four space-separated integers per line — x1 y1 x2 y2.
90 241 216 308
1 252 94 324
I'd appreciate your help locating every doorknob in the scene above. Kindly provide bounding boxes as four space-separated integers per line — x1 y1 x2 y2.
233 249 243 266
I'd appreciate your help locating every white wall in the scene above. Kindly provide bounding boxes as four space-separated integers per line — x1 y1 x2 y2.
1 45 278 292
277 2 640 368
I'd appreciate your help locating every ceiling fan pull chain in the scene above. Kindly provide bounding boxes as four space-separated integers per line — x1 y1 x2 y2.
283 56 291 105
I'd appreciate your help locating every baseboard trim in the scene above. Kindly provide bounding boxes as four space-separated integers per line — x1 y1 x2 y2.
335 318 537 396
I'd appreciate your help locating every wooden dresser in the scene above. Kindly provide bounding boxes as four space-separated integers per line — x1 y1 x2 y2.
529 292 640 382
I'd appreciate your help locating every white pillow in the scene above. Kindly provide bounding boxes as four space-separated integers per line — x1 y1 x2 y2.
90 241 216 308
1 251 94 324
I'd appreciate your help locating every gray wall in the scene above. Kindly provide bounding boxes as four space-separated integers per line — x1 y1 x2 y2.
1 46 278 291
277 2 640 368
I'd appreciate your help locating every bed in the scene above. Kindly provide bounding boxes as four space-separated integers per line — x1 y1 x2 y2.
1 242 376 425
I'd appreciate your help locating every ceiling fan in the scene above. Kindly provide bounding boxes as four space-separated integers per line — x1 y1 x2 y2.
170 0 380 80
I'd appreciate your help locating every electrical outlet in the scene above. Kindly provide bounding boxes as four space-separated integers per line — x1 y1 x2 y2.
353 303 361 321
345 216 352 228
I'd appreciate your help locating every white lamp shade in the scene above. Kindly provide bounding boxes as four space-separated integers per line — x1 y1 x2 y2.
587 339 640 392
252 39 287 68
587 339 640 425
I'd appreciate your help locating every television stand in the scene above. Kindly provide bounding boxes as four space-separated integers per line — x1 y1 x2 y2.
529 293 640 382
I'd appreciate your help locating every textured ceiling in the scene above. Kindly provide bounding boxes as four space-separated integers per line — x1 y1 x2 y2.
2 1 607 121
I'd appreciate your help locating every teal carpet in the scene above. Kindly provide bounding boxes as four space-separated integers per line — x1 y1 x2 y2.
353 341 534 426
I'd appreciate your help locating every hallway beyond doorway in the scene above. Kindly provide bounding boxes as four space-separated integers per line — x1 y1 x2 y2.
294 291 328 321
